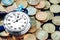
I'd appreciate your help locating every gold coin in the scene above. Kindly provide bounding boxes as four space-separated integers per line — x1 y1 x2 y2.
16 0 28 8
36 20 42 29
36 30 48 40
46 11 54 20
35 0 46 9
0 31 9 37
24 34 36 40
27 6 37 15
44 1 50 9
43 11 54 22
36 11 48 21
50 5 60 13
0 4 6 12
51 31 60 40
43 23 55 33
28 17 37 33
52 16 60 25
6 2 17 12
29 26 37 33
27 0 40 5
49 0 60 4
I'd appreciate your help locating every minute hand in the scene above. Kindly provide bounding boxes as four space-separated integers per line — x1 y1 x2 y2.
13 18 22 23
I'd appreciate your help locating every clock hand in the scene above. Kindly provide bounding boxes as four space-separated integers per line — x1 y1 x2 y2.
17 17 23 21
13 18 22 23
13 14 23 23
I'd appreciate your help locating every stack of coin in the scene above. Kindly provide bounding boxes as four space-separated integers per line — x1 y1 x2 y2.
0 0 60 40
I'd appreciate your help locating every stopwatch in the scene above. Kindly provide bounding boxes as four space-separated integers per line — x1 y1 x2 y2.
3 11 31 36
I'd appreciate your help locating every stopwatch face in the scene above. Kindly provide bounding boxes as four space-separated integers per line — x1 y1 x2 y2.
3 12 30 32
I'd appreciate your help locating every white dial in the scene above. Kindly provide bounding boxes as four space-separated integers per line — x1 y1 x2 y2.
3 12 30 32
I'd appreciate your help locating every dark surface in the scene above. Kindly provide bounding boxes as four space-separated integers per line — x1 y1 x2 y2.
0 12 7 32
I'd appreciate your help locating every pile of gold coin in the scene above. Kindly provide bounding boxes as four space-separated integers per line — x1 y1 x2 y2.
0 0 60 40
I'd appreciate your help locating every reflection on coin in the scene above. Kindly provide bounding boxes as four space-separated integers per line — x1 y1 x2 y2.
51 31 60 40
43 23 55 33
36 11 48 21
27 6 37 15
52 16 60 26
36 30 48 40
1 0 14 6
24 34 36 40
16 0 28 8
35 0 45 9
27 0 40 5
